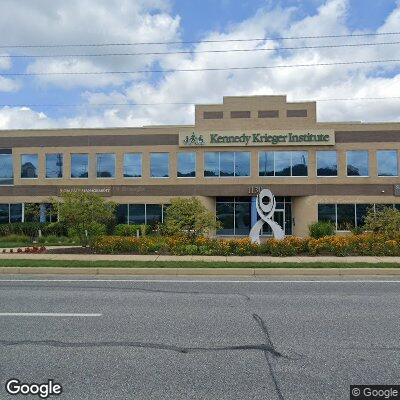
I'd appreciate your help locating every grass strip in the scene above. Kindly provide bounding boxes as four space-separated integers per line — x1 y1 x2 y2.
0 259 399 269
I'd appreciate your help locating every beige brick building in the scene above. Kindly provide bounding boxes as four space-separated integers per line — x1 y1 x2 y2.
1 95 400 237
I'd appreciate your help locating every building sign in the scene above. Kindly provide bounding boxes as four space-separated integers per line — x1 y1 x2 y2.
58 187 112 196
179 130 335 147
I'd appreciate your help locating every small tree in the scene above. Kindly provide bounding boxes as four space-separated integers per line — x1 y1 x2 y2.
52 192 116 246
308 221 335 238
163 197 220 239
364 207 400 239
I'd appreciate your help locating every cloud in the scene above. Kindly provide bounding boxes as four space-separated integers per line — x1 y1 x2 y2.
2 0 400 128
0 0 181 89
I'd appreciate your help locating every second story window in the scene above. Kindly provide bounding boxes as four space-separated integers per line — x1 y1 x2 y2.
377 150 398 176
0 153 13 185
123 153 142 178
204 152 250 177
150 153 169 178
21 154 38 179
259 151 308 177
96 153 115 178
177 152 196 178
316 150 338 176
71 153 89 179
347 150 369 177
45 153 63 178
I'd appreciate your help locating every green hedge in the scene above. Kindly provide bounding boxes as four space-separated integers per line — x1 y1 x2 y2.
0 222 68 238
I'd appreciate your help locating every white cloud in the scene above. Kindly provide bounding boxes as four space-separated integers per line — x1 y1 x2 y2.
2 0 400 128
0 0 181 88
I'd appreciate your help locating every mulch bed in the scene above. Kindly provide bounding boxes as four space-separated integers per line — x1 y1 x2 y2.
46 247 95 254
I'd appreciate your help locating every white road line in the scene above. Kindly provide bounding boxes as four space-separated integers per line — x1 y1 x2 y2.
0 279 399 283
0 313 102 317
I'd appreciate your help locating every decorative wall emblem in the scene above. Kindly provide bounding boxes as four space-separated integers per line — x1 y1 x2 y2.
249 189 285 244
183 132 205 146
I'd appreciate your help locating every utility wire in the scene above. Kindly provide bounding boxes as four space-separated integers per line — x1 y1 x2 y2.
1 58 399 76
1 40 400 58
0 31 400 48
3 96 400 108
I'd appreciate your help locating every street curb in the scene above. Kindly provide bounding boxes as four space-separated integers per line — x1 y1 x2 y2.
0 267 400 276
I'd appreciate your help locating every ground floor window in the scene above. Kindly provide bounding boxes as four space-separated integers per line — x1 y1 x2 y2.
318 203 399 231
116 204 168 226
24 203 58 223
215 196 292 236
0 204 23 224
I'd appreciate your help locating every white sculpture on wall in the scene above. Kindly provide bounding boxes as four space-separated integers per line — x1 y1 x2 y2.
249 189 285 244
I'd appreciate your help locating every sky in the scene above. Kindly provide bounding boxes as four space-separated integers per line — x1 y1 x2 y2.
0 0 399 129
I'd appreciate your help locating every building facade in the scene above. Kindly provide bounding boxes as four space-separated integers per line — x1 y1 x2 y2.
1 95 400 237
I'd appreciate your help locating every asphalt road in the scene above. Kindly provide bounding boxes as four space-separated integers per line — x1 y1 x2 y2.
0 275 400 400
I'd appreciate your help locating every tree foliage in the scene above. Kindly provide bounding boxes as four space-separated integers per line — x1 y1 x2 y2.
163 197 220 239
52 192 116 246
364 207 400 239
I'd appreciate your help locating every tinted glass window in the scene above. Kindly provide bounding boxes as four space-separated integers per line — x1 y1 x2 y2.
274 152 291 176
356 204 373 227
234 202 251 235
220 152 234 177
204 152 219 177
45 153 63 178
337 204 355 230
129 204 146 224
259 152 274 176
146 204 163 226
21 154 39 178
216 203 234 235
0 154 13 185
377 150 398 176
116 204 128 224
292 151 308 176
317 151 337 176
177 152 196 177
347 151 369 176
123 153 142 178
71 154 89 178
97 153 115 178
318 204 336 224
10 203 22 223
0 204 9 224
235 152 250 177
150 153 169 178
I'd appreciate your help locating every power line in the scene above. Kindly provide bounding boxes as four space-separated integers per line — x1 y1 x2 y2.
3 96 400 108
0 31 400 48
2 40 400 58
1 58 399 76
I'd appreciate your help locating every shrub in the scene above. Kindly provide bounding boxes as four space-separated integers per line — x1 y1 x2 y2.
163 197 221 239
114 224 150 237
0 234 30 243
308 221 335 239
364 207 400 239
42 222 68 237
68 222 107 246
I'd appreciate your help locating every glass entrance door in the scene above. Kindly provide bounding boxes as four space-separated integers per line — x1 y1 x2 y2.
273 210 285 233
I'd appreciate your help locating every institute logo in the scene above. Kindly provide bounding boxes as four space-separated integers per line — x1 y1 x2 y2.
183 132 205 146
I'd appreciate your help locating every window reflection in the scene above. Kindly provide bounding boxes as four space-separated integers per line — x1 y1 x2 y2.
177 152 196 177
259 151 308 177
150 153 169 178
204 152 250 177
317 151 337 176
0 154 13 185
71 154 89 178
46 153 63 178
123 153 142 178
21 154 38 178
347 151 369 176
96 153 115 178
377 150 398 176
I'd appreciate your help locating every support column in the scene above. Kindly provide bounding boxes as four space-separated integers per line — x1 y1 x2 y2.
39 204 46 223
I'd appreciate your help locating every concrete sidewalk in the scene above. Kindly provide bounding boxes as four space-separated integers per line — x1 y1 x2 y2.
0 251 400 263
